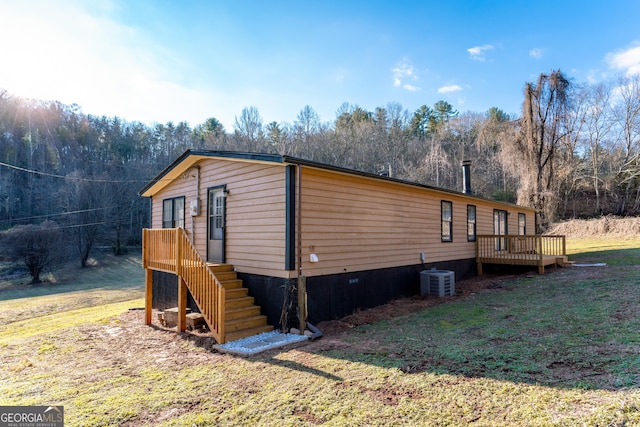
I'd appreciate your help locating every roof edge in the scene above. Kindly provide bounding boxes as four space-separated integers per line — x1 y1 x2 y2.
140 150 534 211
138 150 286 196
282 155 531 210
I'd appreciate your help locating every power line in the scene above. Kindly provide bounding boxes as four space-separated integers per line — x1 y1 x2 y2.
3 218 136 231
0 206 121 224
0 161 157 183
47 219 125 230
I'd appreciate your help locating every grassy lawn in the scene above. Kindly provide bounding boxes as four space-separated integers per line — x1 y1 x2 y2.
0 253 145 331
1 239 639 426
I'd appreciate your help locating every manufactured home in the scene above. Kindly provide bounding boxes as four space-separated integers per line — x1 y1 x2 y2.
140 150 568 343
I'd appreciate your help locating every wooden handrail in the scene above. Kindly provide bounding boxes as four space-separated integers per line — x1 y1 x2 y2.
142 228 226 343
476 235 566 261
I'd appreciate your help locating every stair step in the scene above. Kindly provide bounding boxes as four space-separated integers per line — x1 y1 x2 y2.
225 287 248 299
215 271 238 281
225 324 274 342
220 279 243 289
225 315 269 332
207 263 234 273
226 296 255 309
189 262 275 343
226 305 262 320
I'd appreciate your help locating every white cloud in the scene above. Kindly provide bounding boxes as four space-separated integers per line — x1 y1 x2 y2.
529 48 544 59
392 58 421 91
607 44 640 75
467 44 494 61
0 0 215 125
333 68 348 83
438 85 462 94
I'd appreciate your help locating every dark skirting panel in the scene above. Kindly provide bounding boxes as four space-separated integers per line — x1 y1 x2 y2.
151 270 199 312
151 259 475 330
239 258 476 329
236 273 291 330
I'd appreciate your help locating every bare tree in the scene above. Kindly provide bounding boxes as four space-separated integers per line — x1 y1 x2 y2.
578 81 614 215
293 105 320 157
515 70 572 230
234 106 264 152
610 74 640 214
1 221 61 283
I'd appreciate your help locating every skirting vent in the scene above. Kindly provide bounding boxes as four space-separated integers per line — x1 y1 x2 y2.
420 269 455 297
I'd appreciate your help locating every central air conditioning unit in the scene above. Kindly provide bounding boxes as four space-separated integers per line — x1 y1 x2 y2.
420 269 455 297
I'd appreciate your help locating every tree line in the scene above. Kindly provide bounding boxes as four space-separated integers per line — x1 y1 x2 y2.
1 70 639 279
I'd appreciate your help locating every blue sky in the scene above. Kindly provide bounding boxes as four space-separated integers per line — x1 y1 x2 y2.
2 0 640 130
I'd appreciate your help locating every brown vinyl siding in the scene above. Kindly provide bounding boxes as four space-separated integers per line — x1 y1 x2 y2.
148 152 536 281
298 167 535 277
151 158 289 278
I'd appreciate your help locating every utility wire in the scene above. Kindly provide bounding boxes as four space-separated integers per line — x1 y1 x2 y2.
4 218 135 231
0 161 166 183
46 219 126 230
0 206 124 224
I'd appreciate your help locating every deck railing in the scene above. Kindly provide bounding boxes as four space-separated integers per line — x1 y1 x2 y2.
476 234 566 274
477 235 566 260
142 228 226 343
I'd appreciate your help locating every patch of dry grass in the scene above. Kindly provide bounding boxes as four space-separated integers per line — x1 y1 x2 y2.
548 215 640 238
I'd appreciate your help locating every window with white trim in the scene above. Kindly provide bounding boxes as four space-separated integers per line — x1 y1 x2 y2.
467 205 476 242
162 197 185 228
441 201 453 242
518 213 526 235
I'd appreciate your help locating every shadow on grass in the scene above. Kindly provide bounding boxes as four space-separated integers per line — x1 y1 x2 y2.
155 323 345 382
256 355 344 382
265 247 640 392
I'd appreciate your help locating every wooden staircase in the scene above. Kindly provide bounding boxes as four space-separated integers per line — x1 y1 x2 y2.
143 228 273 344
208 263 273 342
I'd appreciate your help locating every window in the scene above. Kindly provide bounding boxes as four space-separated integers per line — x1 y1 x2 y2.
441 201 453 242
518 213 526 235
162 197 185 228
467 205 476 242
493 209 508 251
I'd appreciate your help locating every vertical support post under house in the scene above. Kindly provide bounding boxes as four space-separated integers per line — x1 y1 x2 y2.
177 276 187 333
145 269 153 325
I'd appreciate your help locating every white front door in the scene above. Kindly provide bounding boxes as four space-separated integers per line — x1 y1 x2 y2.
207 188 226 263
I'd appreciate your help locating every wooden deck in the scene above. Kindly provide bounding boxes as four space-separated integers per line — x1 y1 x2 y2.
476 235 569 274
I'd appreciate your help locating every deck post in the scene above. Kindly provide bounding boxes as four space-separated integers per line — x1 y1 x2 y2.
537 236 544 274
298 275 307 334
475 239 483 275
177 276 187 333
142 229 148 269
175 228 182 276
145 268 153 325
537 236 543 260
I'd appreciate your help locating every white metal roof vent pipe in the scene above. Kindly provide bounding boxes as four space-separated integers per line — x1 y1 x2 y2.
462 160 472 195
